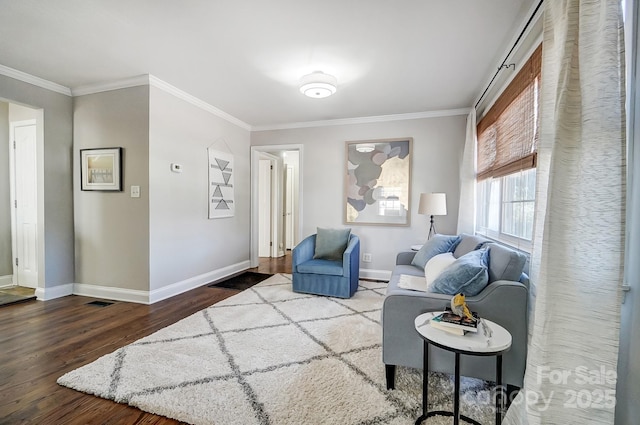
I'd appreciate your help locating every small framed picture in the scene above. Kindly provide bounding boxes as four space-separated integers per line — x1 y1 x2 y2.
80 147 123 191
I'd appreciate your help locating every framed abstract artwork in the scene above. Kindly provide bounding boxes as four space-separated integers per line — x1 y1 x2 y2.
208 147 235 219
344 138 412 226
80 147 123 191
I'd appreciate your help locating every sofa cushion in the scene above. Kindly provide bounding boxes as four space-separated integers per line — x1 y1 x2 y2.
297 259 344 276
425 252 457 291
452 233 490 258
430 248 489 296
411 234 460 270
486 243 527 282
314 227 351 261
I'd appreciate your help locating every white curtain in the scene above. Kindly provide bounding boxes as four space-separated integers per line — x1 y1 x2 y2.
457 109 476 234
504 1 626 424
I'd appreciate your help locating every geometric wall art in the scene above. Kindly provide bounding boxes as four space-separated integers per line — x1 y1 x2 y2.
344 138 412 226
208 147 234 219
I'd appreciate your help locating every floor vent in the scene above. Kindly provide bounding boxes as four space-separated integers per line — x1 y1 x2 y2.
86 300 114 307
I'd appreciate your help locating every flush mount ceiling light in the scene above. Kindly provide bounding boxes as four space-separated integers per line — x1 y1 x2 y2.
299 71 337 98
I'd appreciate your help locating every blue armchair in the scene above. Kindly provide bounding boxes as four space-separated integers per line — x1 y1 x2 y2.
292 233 360 298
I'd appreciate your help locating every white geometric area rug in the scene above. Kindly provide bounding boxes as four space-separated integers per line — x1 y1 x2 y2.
58 274 495 425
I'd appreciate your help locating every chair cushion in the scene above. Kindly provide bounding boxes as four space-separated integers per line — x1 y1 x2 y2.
430 248 489 296
314 227 351 261
410 234 460 270
297 259 344 276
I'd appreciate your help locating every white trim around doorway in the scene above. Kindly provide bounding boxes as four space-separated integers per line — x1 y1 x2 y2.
250 144 304 268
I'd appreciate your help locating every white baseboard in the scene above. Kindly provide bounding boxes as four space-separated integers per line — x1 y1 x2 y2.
73 283 150 304
359 268 392 281
149 260 251 304
35 283 74 301
0 275 14 288
68 261 252 305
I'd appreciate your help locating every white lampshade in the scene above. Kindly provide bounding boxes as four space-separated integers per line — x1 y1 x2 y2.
418 193 447 216
299 71 338 98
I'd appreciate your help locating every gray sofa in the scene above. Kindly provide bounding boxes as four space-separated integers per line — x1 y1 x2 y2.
382 234 529 389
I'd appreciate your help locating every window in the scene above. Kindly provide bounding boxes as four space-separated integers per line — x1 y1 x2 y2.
476 169 536 250
475 45 541 251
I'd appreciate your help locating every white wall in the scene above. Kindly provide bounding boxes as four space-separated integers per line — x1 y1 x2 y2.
73 86 150 291
9 103 37 121
148 86 251 292
251 115 466 277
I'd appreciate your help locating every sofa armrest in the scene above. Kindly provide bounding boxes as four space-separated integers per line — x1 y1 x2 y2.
382 278 528 386
396 251 417 265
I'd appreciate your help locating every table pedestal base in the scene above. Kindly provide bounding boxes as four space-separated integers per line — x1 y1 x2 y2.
416 340 504 425
415 411 481 425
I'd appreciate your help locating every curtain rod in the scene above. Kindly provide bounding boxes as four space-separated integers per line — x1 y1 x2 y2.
474 0 545 109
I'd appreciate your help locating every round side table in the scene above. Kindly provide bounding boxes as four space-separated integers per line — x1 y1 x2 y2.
413 311 512 425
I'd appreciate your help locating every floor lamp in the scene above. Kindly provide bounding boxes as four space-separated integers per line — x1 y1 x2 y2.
418 193 447 239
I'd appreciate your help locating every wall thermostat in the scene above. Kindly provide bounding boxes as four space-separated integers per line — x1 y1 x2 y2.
170 163 183 173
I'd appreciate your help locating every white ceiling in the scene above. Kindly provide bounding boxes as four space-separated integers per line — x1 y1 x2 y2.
0 0 536 128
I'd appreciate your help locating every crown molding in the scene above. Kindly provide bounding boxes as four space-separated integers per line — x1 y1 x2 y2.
148 75 251 131
251 108 471 132
71 75 150 97
70 74 251 131
0 64 469 132
0 64 72 96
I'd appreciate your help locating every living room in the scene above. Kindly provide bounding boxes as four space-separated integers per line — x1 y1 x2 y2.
0 1 638 424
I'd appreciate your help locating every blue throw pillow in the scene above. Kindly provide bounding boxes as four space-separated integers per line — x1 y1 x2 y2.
314 227 351 261
411 234 461 270
430 248 489 296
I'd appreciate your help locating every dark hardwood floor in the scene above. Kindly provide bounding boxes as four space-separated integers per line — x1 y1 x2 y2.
251 250 292 275
0 254 291 424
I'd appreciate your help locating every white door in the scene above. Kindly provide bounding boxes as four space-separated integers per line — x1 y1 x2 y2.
270 157 284 258
11 121 38 288
258 159 272 257
284 166 294 250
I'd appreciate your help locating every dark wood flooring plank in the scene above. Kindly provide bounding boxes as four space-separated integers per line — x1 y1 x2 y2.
0 256 290 424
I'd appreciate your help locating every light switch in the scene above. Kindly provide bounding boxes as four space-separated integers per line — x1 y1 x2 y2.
131 185 140 198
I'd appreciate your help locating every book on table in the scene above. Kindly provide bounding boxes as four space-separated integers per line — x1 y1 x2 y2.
429 320 466 336
431 308 480 333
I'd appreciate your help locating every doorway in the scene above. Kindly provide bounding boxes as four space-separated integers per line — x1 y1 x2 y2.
1 102 41 292
250 145 303 268
257 152 281 258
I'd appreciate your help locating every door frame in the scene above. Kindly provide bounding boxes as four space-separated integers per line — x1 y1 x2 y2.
9 119 38 288
250 144 303 268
